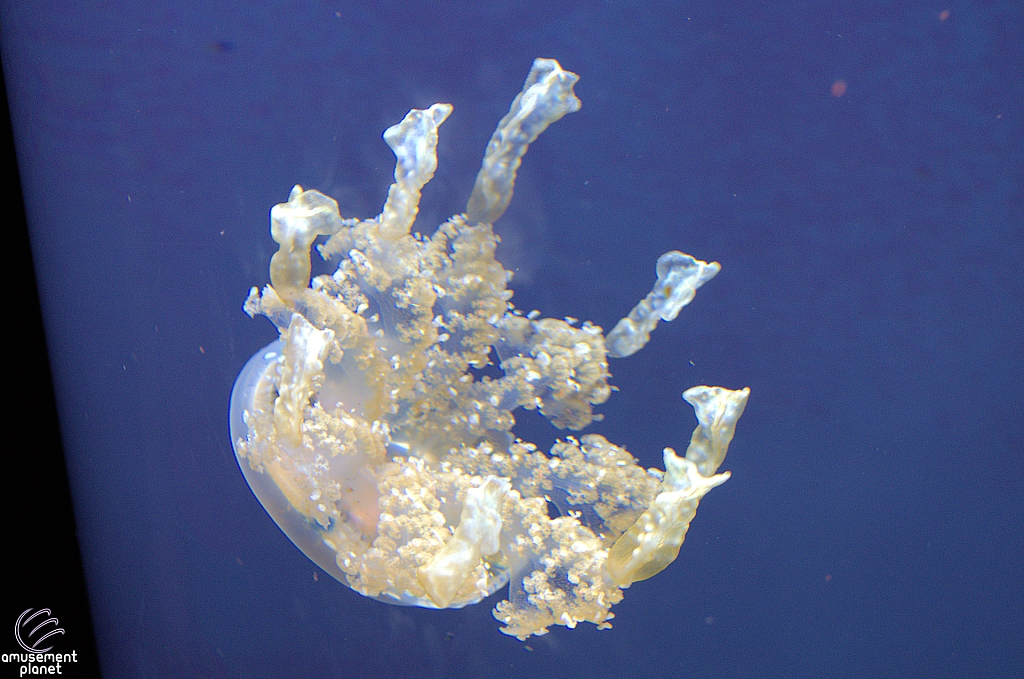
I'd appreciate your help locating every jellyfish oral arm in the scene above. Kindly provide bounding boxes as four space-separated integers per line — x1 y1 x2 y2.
268 187 344 304
230 58 750 638
467 58 582 225
379 103 452 240
605 251 722 359
417 476 512 608
606 386 749 587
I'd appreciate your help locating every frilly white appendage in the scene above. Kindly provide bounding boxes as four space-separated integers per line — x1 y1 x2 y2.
605 251 721 358
379 103 452 240
418 476 512 607
466 58 582 225
607 386 749 587
268 186 344 303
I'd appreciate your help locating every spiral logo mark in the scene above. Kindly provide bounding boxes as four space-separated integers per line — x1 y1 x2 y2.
15 609 64 653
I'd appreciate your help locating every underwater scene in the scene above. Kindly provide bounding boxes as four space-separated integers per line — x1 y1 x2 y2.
4 1 1021 678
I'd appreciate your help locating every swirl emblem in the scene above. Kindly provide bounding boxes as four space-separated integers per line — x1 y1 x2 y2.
15 608 64 653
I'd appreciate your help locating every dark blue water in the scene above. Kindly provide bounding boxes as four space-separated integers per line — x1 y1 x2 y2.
3 1 1021 677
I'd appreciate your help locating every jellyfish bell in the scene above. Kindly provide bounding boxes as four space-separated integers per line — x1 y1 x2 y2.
230 337 512 608
230 59 750 636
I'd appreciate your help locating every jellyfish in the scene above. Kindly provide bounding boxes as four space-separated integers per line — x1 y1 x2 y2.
230 58 750 639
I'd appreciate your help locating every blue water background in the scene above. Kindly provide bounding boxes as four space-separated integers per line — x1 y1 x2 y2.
2 1 1021 677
